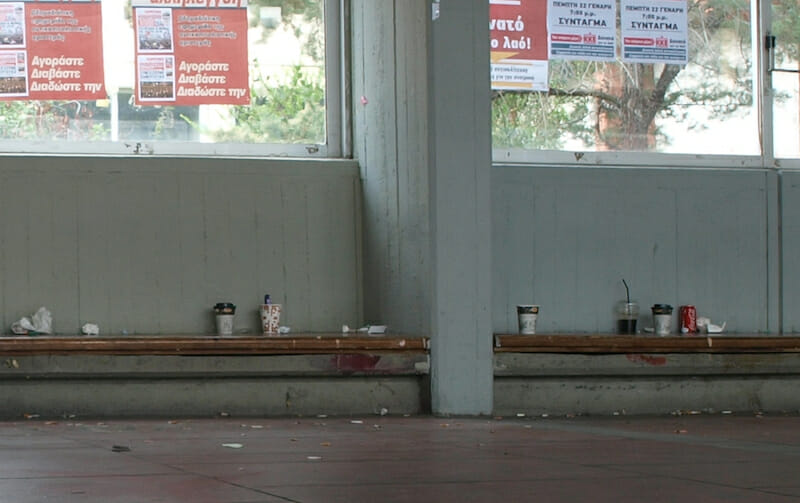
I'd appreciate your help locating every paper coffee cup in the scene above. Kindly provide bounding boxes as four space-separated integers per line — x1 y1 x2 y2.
651 304 673 336
213 302 236 336
516 305 539 334
260 304 282 334
215 314 234 335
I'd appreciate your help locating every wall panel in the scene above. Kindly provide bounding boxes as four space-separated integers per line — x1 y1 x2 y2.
0 157 361 335
781 171 800 332
351 0 431 334
492 166 771 334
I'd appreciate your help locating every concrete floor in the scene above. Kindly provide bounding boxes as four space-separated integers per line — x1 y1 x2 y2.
1 414 799 502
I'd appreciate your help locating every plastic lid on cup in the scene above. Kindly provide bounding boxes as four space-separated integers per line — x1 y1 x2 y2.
651 304 673 314
214 302 236 314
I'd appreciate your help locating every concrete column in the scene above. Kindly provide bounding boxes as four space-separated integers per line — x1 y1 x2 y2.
428 0 493 415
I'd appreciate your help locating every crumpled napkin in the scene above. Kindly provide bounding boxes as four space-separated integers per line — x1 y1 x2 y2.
697 316 726 333
11 307 53 335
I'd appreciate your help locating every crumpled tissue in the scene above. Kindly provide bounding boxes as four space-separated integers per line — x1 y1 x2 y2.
697 317 726 333
11 307 53 335
81 323 100 336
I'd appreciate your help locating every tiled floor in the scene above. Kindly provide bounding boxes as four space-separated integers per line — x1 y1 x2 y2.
1 413 799 502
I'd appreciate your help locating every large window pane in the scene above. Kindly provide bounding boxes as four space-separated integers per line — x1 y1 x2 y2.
771 0 800 158
0 0 326 150
492 0 759 155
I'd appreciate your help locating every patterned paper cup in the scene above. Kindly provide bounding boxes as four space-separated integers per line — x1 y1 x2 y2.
260 304 282 335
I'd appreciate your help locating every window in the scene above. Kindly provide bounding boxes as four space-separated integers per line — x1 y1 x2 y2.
770 0 800 159
491 0 799 164
0 0 341 157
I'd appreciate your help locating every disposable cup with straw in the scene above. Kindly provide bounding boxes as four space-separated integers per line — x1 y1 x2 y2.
616 279 639 334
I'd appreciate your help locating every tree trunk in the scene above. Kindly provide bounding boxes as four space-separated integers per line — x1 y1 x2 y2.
594 63 681 151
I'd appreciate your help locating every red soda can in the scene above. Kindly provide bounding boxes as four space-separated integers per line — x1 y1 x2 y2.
680 305 697 334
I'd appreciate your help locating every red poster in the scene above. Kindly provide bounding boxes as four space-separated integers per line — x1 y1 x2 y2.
490 0 549 91
0 0 105 100
490 0 548 61
133 0 249 106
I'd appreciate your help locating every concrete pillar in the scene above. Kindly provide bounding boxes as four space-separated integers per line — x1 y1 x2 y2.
428 0 493 415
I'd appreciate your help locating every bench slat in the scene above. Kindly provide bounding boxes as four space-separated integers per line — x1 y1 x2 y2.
495 334 800 353
0 334 430 355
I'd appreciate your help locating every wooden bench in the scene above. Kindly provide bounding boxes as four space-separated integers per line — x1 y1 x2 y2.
0 333 430 356
492 333 800 416
0 334 432 418
494 333 800 353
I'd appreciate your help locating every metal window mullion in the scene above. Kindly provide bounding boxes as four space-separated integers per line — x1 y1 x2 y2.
758 0 775 167
324 0 346 158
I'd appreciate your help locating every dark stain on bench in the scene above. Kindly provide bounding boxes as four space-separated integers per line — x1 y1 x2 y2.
626 354 667 366
331 354 382 373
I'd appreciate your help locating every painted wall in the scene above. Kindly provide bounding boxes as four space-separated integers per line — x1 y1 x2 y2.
0 156 362 335
351 0 494 414
351 0 432 335
781 170 800 333
492 166 778 334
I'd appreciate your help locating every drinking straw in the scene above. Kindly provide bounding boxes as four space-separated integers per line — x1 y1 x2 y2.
622 279 630 303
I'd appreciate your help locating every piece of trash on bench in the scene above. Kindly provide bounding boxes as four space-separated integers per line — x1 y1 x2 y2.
81 323 100 336
697 317 726 333
342 324 387 335
11 307 53 335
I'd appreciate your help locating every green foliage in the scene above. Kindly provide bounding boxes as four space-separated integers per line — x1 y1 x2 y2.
153 107 176 139
212 65 324 144
248 0 324 60
772 0 800 65
211 0 325 143
680 0 753 120
0 100 108 141
492 90 592 149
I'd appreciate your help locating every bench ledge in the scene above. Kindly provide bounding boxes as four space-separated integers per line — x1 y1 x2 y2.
0 333 430 356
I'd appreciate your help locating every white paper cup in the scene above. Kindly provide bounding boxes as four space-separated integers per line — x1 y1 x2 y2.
260 304 282 334
516 305 539 334
215 314 234 336
654 314 672 335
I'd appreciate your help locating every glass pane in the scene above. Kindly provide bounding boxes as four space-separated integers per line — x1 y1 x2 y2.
771 0 800 158
0 0 326 146
492 0 759 155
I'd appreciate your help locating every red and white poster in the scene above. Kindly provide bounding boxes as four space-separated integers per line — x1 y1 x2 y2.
490 0 549 91
132 0 249 106
0 0 105 100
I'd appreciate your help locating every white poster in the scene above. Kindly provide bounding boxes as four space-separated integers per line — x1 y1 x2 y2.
547 0 616 61
0 50 27 97
621 0 688 64
136 8 174 52
137 54 175 102
0 2 25 48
